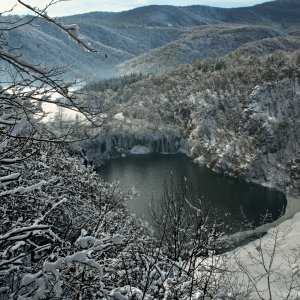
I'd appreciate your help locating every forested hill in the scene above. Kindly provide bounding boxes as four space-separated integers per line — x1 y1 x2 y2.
116 26 300 75
1 0 299 80
63 0 300 27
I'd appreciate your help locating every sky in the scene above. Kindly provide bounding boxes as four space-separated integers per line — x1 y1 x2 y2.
1 0 273 17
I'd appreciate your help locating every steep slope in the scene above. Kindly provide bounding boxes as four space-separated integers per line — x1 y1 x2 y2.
100 5 221 26
1 14 184 80
3 18 131 80
61 13 184 55
82 50 300 195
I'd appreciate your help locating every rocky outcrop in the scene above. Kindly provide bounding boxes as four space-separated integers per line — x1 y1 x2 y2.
81 46 300 197
190 79 300 195
84 131 189 164
86 79 300 196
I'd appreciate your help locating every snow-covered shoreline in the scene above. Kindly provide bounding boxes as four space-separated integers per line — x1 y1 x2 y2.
227 196 300 299
250 195 300 236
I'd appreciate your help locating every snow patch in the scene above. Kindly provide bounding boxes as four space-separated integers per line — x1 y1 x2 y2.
229 196 300 299
114 112 125 121
194 155 205 165
129 145 151 155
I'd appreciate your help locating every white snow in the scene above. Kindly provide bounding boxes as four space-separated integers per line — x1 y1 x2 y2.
129 145 151 154
194 155 205 165
0 180 46 196
114 112 125 121
0 173 21 183
40 90 83 122
76 234 124 250
0 224 50 241
0 113 15 125
58 21 94 52
228 196 300 299
111 234 124 245
21 271 43 287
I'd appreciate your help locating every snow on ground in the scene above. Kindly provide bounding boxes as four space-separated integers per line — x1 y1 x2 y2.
129 145 151 154
114 112 126 121
41 91 83 122
227 196 300 299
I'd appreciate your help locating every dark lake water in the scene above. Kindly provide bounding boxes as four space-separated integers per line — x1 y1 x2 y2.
97 153 287 233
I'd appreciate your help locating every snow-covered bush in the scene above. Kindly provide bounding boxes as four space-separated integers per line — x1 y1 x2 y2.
0 2 121 298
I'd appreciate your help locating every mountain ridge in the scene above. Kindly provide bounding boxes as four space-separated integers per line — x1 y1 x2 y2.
61 0 300 27
117 24 293 76
0 0 299 80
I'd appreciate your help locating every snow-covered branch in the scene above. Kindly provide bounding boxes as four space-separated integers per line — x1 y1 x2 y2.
0 180 46 197
18 0 96 53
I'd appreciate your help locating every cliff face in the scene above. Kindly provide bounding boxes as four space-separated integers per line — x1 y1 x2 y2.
190 79 300 195
83 78 300 196
79 49 300 196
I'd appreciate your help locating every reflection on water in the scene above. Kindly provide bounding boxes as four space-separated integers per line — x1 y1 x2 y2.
97 153 287 233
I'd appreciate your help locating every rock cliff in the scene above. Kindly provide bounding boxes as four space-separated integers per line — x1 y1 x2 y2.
190 79 300 195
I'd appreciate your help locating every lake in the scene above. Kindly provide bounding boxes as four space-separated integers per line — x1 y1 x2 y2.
97 153 287 234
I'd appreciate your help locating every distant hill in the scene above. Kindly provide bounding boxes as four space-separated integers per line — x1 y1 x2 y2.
65 0 300 27
227 0 300 25
116 24 293 76
0 0 299 80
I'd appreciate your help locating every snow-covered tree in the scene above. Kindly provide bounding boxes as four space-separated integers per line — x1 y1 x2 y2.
1 2 224 298
0 1 113 298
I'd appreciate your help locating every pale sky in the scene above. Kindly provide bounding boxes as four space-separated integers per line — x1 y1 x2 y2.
1 0 273 17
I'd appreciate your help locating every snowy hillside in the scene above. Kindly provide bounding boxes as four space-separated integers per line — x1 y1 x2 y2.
81 50 300 196
117 25 295 76
1 0 299 81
